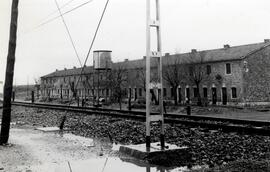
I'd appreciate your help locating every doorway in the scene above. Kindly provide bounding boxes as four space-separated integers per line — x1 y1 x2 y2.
178 88 181 103
222 87 227 105
212 87 217 105
186 87 190 103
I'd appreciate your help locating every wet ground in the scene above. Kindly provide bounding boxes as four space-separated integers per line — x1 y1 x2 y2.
0 126 103 171
0 126 204 172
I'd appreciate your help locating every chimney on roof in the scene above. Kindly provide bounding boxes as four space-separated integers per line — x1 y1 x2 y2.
64 68 67 70
264 39 270 43
224 44 230 49
191 49 197 53
143 56 146 60
165 53 170 56
73 66 76 69
56 69 58 71
124 59 128 62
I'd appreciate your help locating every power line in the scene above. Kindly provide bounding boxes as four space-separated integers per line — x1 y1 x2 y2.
41 0 76 22
54 0 83 67
35 0 94 30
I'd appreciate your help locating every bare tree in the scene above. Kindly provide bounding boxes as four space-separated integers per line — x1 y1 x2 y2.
34 78 41 99
108 66 128 110
68 79 76 99
187 51 207 106
163 59 184 105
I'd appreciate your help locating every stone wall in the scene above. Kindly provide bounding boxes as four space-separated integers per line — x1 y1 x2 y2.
243 46 270 103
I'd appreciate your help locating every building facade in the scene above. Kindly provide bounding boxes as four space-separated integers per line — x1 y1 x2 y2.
40 40 270 106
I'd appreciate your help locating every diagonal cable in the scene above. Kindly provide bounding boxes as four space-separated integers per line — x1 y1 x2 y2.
66 0 109 107
54 0 83 67
73 0 110 92
54 0 94 99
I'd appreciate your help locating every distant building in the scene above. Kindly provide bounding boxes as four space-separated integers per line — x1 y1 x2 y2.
40 40 270 106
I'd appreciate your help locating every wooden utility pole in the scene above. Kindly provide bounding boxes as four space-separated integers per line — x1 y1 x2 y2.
0 0 19 144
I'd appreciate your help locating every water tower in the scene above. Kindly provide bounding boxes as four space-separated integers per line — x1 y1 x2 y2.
93 50 112 70
93 50 112 106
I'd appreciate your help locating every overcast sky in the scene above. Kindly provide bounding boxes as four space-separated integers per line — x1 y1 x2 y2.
1 0 270 90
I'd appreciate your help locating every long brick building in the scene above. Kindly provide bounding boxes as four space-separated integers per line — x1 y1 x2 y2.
40 40 270 106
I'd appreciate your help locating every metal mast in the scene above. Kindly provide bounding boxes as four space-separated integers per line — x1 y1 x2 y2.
146 0 164 150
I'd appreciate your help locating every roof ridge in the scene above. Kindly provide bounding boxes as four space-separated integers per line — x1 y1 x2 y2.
172 41 266 56
242 42 270 59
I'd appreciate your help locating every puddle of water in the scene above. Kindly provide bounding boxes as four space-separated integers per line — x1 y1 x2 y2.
54 158 207 172
43 133 208 172
17 158 208 172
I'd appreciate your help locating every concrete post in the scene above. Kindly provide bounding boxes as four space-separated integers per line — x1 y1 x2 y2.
146 0 151 150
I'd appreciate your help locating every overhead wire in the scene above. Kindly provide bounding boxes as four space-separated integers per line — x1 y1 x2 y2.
41 0 76 22
54 0 83 67
34 0 94 30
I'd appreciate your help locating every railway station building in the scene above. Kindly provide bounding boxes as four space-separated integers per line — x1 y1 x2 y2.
40 40 270 106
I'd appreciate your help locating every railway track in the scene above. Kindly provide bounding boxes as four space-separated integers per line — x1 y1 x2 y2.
11 101 270 136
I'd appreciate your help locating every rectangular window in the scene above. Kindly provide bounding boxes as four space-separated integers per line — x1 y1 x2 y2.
134 88 137 99
203 87 208 98
139 88 142 96
231 87 237 98
171 87 174 97
193 87 198 97
186 88 190 100
206 65 211 75
226 63 231 74
163 88 167 97
189 66 193 76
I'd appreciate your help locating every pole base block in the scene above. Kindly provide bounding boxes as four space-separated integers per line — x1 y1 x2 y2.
119 142 191 166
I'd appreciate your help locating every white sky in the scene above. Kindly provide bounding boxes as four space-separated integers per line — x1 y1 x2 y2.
1 0 270 89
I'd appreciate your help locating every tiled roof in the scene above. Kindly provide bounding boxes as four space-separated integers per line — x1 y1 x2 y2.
163 41 270 65
41 41 270 78
41 66 93 78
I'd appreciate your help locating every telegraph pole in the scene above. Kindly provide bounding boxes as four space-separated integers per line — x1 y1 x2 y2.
146 0 164 150
0 0 19 144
